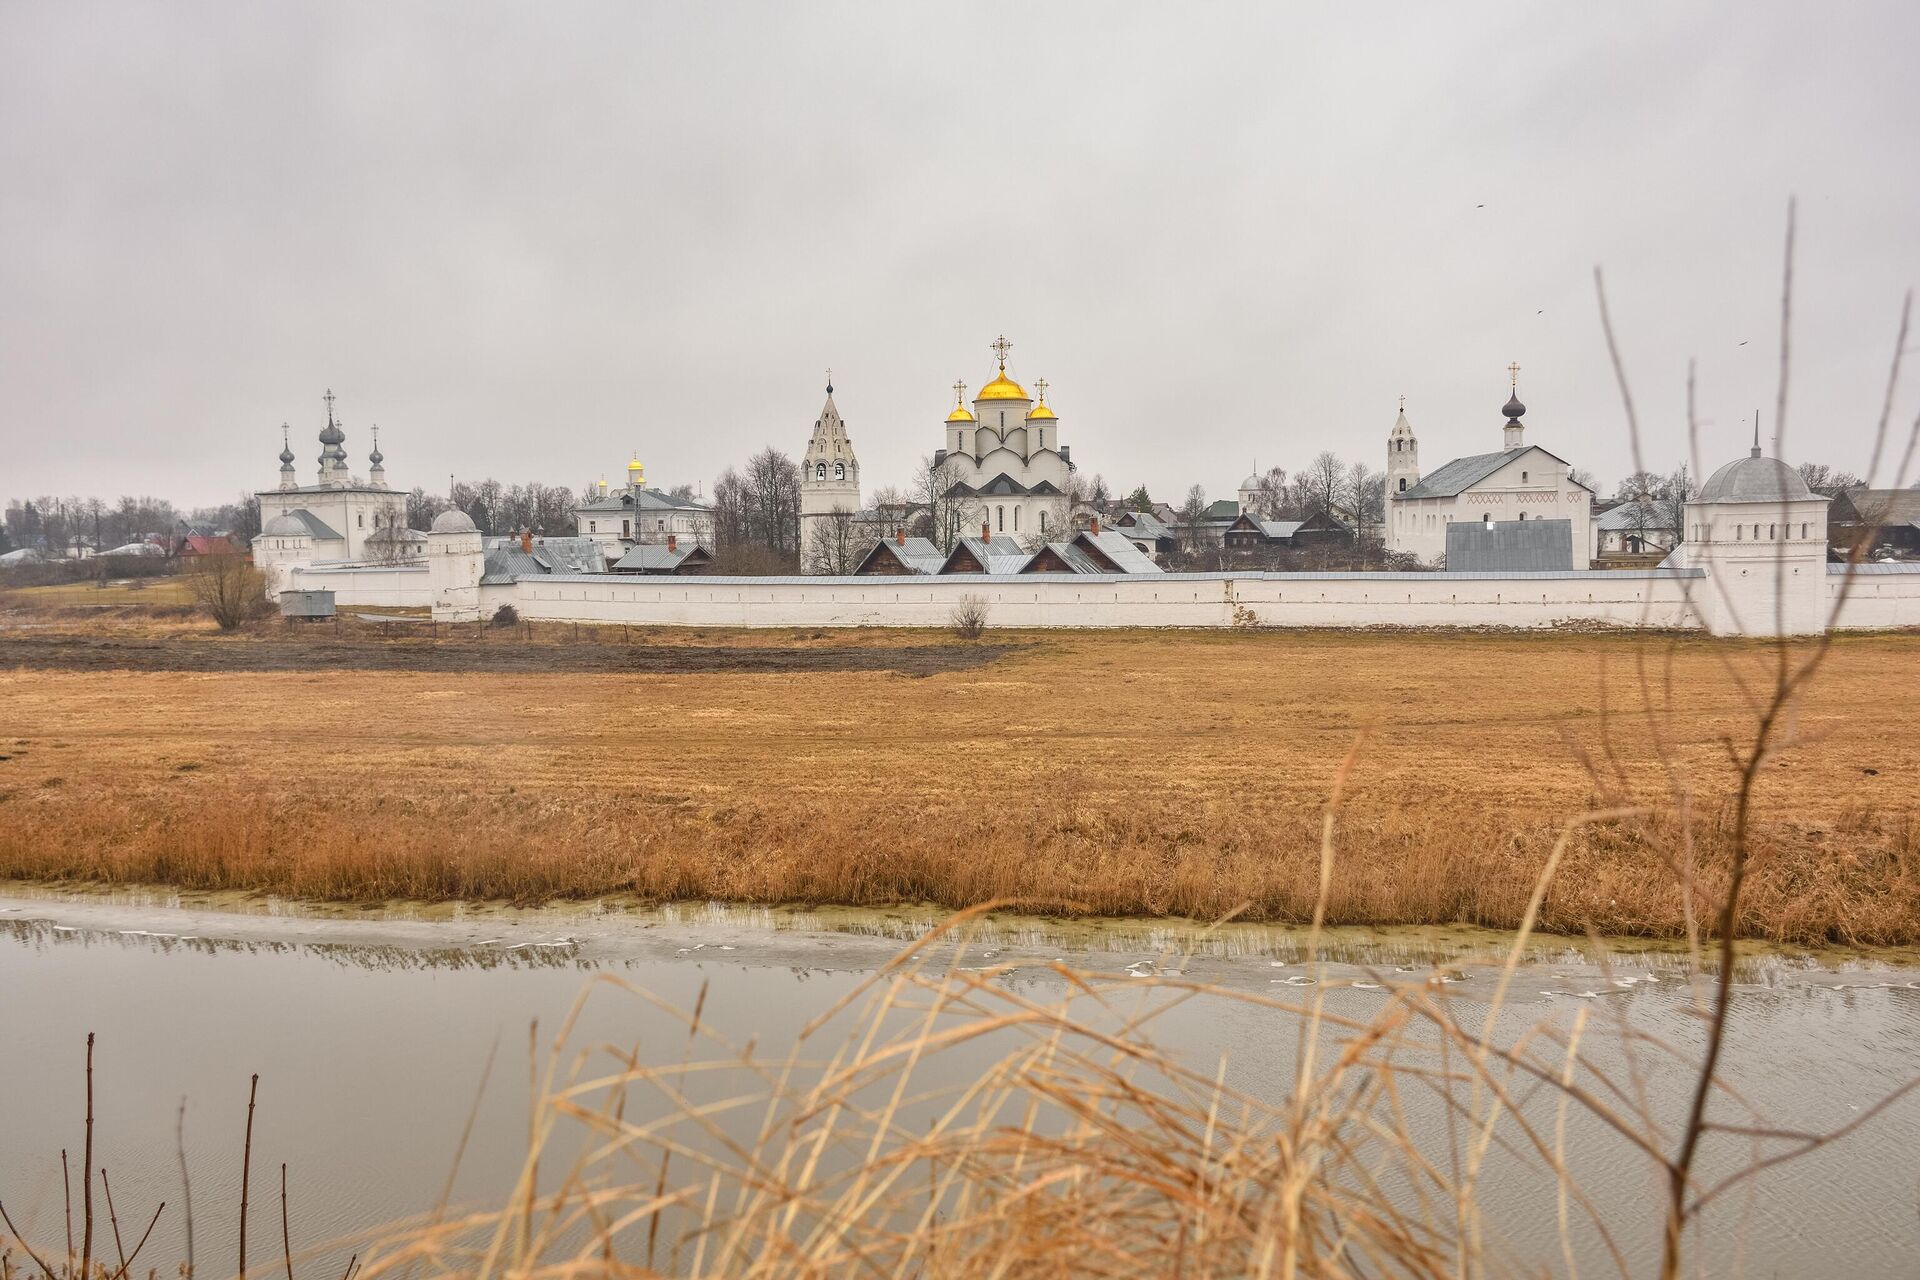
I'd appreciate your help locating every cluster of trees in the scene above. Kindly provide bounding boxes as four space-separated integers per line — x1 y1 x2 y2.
408 481 582 537
1 494 241 556
711 448 803 572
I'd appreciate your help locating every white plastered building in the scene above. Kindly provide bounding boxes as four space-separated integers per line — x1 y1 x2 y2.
254 391 408 565
1385 380 1594 566
573 458 715 555
936 336 1075 543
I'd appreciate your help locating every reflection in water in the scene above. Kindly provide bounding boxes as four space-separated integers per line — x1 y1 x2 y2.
1 902 1917 1277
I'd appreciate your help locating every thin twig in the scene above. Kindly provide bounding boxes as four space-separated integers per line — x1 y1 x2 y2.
0 1202 59 1280
100 1168 127 1276
82 1033 95 1280
107 1203 165 1280
280 1164 293 1280
239 1074 259 1280
176 1099 193 1280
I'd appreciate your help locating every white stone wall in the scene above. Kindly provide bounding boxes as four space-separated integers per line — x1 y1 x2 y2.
483 570 1706 631
1827 568 1920 629
281 563 433 607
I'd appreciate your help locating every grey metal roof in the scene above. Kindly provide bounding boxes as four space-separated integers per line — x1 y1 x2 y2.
1596 503 1678 532
1696 453 1816 503
1828 561 1920 575
283 508 344 540
262 513 309 536
1080 529 1167 573
1397 448 1526 500
1446 518 1576 571
574 487 712 514
1116 512 1172 539
481 537 609 583
1031 542 1105 573
613 543 699 572
1257 520 1305 540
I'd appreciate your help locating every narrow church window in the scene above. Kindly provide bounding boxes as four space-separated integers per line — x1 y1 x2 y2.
1013 508 1020 532
1398 478 1407 492
1040 510 1049 532
358 513 364 527
835 462 845 480
1518 512 1526 521
1522 471 1529 482
1801 522 1808 539
816 463 826 480
1769 523 1776 539
997 506 1005 531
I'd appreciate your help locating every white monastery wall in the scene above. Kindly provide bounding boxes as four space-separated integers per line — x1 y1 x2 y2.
281 563 434 608
1826 568 1920 630
490 570 1707 631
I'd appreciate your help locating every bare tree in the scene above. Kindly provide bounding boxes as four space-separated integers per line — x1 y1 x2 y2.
712 447 802 568
1794 460 1863 496
1177 484 1210 554
804 506 867 575
949 594 989 640
1344 462 1384 545
1301 451 1346 519
185 552 265 630
909 454 976 553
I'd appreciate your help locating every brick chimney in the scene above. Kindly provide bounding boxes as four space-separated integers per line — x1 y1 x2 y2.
520 528 532 553
895 527 905 546
1090 515 1100 536
982 521 991 542
666 533 677 553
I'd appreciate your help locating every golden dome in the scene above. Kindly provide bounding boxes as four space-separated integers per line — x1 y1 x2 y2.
1025 401 1057 420
946 404 976 422
976 369 1030 401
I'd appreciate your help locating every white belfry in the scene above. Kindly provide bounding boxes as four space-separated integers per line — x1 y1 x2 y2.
799 373 862 565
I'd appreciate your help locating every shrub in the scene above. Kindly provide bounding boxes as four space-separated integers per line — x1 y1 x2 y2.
490 603 520 627
950 594 989 640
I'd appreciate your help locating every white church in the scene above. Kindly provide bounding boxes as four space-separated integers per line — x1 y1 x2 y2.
1385 368 1595 566
936 336 1075 542
256 390 410 561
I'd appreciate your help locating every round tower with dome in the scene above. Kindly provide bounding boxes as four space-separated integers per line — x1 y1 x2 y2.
1675 424 1829 635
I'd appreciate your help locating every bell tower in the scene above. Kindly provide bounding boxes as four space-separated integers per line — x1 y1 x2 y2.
1387 396 1419 496
799 372 862 570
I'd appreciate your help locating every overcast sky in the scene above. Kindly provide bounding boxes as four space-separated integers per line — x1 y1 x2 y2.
4 1 1919 510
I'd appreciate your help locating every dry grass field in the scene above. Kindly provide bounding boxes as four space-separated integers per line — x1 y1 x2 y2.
1 619 1916 943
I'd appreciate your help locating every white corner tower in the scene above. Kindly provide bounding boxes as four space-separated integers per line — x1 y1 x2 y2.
799 372 861 568
1681 423 1829 636
427 508 485 621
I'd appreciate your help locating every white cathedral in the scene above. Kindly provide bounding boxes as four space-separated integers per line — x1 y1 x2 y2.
1384 368 1594 565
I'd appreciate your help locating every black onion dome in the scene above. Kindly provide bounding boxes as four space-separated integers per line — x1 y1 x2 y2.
1502 393 1526 420
279 444 295 465
369 446 383 465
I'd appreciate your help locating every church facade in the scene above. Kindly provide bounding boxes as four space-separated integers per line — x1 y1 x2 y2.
935 336 1075 544
1385 374 1593 567
255 390 408 562
573 457 715 555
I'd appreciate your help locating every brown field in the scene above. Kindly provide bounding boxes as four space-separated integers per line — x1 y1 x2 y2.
1 619 1916 944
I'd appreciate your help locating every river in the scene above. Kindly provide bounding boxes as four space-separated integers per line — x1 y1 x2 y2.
2 889 1916 1277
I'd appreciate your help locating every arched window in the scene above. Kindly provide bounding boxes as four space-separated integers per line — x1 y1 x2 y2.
1013 507 1020 532
1040 510 1049 532
1521 471 1529 483
1397 478 1407 492
1482 513 1492 527
1769 523 1777 539
835 462 845 481
996 506 1004 531
816 463 827 480
1801 522 1808 539
1736 524 1744 540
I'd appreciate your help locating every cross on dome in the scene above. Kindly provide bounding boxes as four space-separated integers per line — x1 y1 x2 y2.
825 367 833 394
1508 361 1521 389
990 334 1012 370
952 379 967 404
1034 377 1049 402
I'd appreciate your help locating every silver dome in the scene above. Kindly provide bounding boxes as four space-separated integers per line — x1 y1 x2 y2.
430 508 478 534
262 513 308 536
1696 452 1816 504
